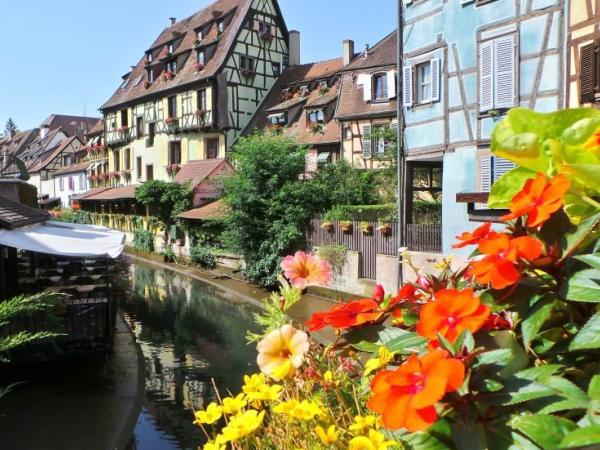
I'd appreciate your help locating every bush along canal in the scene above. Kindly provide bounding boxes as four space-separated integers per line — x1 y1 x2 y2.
123 260 261 450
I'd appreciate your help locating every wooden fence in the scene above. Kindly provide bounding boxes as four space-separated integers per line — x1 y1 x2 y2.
406 224 442 253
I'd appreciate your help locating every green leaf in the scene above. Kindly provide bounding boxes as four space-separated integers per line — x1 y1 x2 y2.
453 329 475 354
437 332 456 356
574 253 600 271
521 296 557 347
559 425 600 449
588 375 600 400
562 163 600 194
385 332 427 355
561 116 600 145
516 365 563 381
488 167 537 209
561 269 600 302
402 419 454 450
494 133 550 173
452 420 486 450
569 312 600 351
543 376 589 402
345 325 409 350
350 340 381 353
539 398 589 415
510 415 576 450
560 212 600 260
494 331 529 378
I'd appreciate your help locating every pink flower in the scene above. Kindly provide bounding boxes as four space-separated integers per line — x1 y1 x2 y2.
373 285 385 303
280 251 333 289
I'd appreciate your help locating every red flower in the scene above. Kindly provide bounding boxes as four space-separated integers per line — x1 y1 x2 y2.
305 299 382 332
367 349 465 431
452 222 492 249
372 285 385 303
468 232 543 289
389 284 420 308
501 173 570 228
482 312 512 331
415 275 432 291
416 288 490 343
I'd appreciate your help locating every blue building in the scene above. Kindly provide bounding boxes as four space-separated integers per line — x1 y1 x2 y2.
401 0 566 262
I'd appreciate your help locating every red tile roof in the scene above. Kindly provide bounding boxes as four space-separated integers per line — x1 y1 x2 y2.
72 187 112 201
178 199 229 220
41 115 101 140
84 185 139 201
344 31 397 71
53 161 90 176
174 158 233 188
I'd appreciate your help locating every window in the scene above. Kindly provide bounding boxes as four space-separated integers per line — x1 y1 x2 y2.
59 177 64 191
113 150 120 172
63 154 72 166
299 85 310 97
136 157 142 179
124 148 131 170
148 122 156 146
416 62 432 104
258 21 270 33
79 174 85 190
136 116 144 137
167 96 177 118
120 109 128 127
165 60 177 74
283 56 290 71
68 176 74 191
344 126 352 140
268 113 286 125
169 142 181 164
197 89 207 111
218 21 225 34
479 34 517 112
579 40 600 104
147 52 153 63
197 30 203 41
372 73 388 101
197 50 205 65
403 59 439 107
307 109 325 124
206 138 219 159
372 125 396 155
240 55 256 72
147 68 154 83
134 75 143 87
168 43 174 54
120 78 130 90
272 62 281 77
146 164 154 181
480 156 516 192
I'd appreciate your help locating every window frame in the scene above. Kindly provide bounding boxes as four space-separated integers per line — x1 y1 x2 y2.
197 89 207 111
169 141 182 164
372 72 389 102
136 157 142 179
167 96 177 118
415 61 432 105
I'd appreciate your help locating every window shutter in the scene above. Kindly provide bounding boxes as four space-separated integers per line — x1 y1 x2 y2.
479 40 494 112
362 76 372 102
362 125 372 160
480 156 491 192
403 65 413 107
404 0 412 4
430 58 441 102
387 70 397 98
494 34 516 109
492 156 516 181
580 42 596 104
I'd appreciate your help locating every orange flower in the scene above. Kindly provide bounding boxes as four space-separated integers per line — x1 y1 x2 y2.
367 349 464 432
468 232 543 289
389 284 420 308
452 222 492 249
280 251 333 289
416 288 490 343
305 299 382 332
501 173 570 228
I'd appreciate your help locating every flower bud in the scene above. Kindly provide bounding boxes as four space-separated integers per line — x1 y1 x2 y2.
372 285 385 303
416 275 432 290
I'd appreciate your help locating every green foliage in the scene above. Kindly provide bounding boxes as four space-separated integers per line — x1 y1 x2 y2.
50 209 92 224
135 180 193 227
189 241 216 269
161 244 176 262
324 204 398 222
133 229 155 253
222 133 323 286
316 245 347 277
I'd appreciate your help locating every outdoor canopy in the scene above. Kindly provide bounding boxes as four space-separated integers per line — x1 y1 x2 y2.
0 221 125 258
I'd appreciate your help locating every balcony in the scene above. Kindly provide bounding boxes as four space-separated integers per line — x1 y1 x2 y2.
106 127 134 145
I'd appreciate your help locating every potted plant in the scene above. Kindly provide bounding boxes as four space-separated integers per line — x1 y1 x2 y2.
259 30 274 41
339 220 353 233
377 219 392 236
359 221 373 235
163 71 175 81
241 68 256 78
310 122 324 135
165 116 177 127
166 163 181 177
195 109 206 119
320 213 334 232
318 84 329 96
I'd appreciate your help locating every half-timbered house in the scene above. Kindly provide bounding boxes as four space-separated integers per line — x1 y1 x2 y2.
401 0 566 264
99 0 290 185
566 0 600 107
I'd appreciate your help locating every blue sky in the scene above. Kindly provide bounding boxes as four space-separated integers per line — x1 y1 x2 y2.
0 0 397 132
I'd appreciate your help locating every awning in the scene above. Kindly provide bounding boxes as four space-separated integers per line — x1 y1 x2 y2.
0 221 125 258
88 161 100 171
317 152 331 163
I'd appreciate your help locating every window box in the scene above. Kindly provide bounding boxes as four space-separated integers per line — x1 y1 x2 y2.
117 125 129 133
162 71 175 81
259 30 274 41
166 163 181 177
339 221 353 233
359 222 373 235
320 221 334 232
309 122 324 135
165 116 178 128
377 223 393 236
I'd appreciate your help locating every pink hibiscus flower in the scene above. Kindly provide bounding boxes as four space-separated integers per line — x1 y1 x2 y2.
280 251 333 289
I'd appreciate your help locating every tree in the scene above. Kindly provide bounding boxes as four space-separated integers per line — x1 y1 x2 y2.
223 133 324 286
4 118 17 137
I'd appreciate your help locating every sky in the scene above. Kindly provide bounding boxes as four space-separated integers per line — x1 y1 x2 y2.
0 0 397 132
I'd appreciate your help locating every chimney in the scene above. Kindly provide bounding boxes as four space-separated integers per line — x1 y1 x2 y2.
364 44 370 59
40 125 49 139
343 39 355 66
169 17 176 27
289 30 301 66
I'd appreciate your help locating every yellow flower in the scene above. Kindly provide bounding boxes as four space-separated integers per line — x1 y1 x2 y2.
349 429 397 450
203 441 225 450
323 370 333 382
434 256 453 270
193 402 222 425
222 393 247 415
219 409 265 442
364 347 395 376
273 399 323 421
349 415 380 434
256 324 309 381
315 425 339 445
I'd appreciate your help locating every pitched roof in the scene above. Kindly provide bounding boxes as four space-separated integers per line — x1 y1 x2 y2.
0 129 39 159
335 71 397 119
86 119 104 137
72 187 112 201
84 185 139 201
101 0 273 111
343 31 397 72
178 199 229 220
0 196 49 229
29 136 81 173
41 115 101 140
53 161 89 176
174 158 233 187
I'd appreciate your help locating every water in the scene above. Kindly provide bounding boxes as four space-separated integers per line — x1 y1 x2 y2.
123 262 260 450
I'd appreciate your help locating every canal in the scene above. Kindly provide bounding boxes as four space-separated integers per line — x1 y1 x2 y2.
0 259 261 450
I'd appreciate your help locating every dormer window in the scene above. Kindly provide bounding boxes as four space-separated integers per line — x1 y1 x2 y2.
372 73 388 101
165 60 177 74
147 52 153 63
307 109 325 124
197 30 203 42
147 68 154 83
120 78 130 90
197 51 206 66
299 85 310 97
168 43 174 54
268 113 286 125
218 21 225 34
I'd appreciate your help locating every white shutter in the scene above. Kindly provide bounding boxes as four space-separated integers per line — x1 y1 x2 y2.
479 40 494 112
363 76 372 102
430 58 440 102
494 34 516 109
403 65 413 107
492 156 516 181
404 0 412 4
387 70 397 99
362 125 372 160
480 156 491 192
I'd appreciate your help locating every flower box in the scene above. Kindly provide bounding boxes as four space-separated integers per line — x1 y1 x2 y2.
165 116 177 127
166 163 181 177
309 122 324 135
117 126 129 133
377 223 392 236
259 30 274 41
195 109 206 118
320 221 333 232
339 221 353 233
359 222 373 235
163 71 175 81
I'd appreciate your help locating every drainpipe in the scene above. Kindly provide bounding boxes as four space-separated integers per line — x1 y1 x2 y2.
396 0 406 289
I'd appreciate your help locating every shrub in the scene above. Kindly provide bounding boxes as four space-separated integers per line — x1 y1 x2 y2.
132 229 154 253
324 204 398 222
190 242 216 269
49 209 92 224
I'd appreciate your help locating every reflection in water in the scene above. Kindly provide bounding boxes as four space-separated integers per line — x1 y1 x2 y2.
124 262 260 450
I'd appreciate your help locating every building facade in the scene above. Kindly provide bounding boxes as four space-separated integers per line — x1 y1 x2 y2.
100 0 290 186
402 0 566 259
